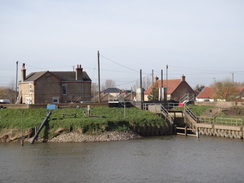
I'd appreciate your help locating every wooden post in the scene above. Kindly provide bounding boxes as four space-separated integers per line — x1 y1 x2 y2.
140 69 143 110
185 126 187 136
87 105 91 116
196 127 199 138
97 51 101 103
16 61 18 103
160 69 163 101
241 126 243 139
174 125 177 135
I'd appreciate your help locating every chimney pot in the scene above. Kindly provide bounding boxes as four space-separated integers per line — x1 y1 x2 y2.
76 64 83 80
22 63 26 69
21 63 26 82
181 75 186 81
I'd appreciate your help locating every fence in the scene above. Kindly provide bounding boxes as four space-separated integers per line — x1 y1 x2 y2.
198 116 243 126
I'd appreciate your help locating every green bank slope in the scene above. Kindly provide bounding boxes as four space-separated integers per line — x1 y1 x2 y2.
0 107 168 139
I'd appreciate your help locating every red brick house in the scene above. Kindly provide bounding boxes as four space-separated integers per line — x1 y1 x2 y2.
195 87 215 102
144 75 195 102
18 64 91 104
196 86 244 102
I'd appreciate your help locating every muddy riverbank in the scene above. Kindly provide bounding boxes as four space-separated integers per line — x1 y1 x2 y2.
0 128 141 143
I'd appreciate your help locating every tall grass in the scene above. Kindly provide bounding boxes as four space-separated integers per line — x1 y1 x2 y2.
0 107 167 135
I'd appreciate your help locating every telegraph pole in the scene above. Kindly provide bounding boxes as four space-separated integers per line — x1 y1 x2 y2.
97 51 101 103
160 69 163 101
16 61 18 103
166 65 168 91
140 69 143 109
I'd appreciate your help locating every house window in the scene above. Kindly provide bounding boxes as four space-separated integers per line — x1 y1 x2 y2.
29 84 33 93
62 85 67 95
52 97 59 104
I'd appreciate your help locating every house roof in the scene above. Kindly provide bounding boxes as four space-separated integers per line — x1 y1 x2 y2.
25 71 47 81
103 88 121 93
144 79 182 95
196 87 215 99
236 87 244 93
197 86 244 99
24 71 91 82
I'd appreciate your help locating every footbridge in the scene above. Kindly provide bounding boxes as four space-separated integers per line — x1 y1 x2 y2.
145 103 244 139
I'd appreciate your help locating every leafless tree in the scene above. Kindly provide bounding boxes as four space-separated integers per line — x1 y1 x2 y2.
132 74 153 91
102 79 116 91
194 84 205 95
91 83 98 99
211 79 239 101
0 87 16 103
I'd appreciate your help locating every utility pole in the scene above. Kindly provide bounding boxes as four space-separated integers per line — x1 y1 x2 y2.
166 65 168 91
140 69 143 109
160 69 163 101
232 73 234 83
166 65 168 104
16 61 18 103
97 51 101 103
152 69 154 84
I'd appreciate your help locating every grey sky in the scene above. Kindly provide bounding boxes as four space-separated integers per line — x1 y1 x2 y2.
1 0 244 89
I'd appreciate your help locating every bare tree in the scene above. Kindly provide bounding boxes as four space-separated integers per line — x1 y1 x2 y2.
102 79 116 91
211 79 239 101
194 84 205 96
91 83 98 99
0 87 16 103
132 74 153 91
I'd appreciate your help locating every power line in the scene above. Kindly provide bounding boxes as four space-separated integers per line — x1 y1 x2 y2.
100 55 139 73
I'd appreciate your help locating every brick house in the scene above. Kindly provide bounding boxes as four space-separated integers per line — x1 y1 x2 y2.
103 88 121 97
18 64 92 104
195 87 215 102
196 86 244 102
144 75 195 102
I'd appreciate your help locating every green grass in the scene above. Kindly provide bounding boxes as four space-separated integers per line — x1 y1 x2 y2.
0 107 168 135
188 105 244 126
186 105 214 116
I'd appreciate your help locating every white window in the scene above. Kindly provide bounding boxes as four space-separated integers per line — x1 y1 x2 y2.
52 97 59 104
29 84 33 94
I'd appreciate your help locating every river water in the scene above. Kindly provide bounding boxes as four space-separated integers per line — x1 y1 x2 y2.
0 135 243 183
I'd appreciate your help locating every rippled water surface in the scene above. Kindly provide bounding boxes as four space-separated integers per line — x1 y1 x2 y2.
0 136 243 183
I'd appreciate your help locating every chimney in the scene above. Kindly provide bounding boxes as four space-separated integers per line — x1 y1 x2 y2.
76 64 83 80
155 76 159 82
181 75 185 82
21 63 26 82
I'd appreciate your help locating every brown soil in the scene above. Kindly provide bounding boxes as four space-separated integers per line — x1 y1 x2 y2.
0 128 33 142
0 128 141 143
221 107 244 116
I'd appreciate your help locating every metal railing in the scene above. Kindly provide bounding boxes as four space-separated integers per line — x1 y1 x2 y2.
197 116 244 126
179 93 195 103
184 105 198 123
161 104 174 124
143 103 158 110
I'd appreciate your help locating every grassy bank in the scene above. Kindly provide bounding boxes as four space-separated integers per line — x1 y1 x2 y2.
0 107 169 140
185 105 244 125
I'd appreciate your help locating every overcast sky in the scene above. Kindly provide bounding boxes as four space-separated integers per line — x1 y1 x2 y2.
1 0 244 89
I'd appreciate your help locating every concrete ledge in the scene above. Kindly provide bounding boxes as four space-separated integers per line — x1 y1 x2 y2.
196 123 213 128
214 125 242 131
